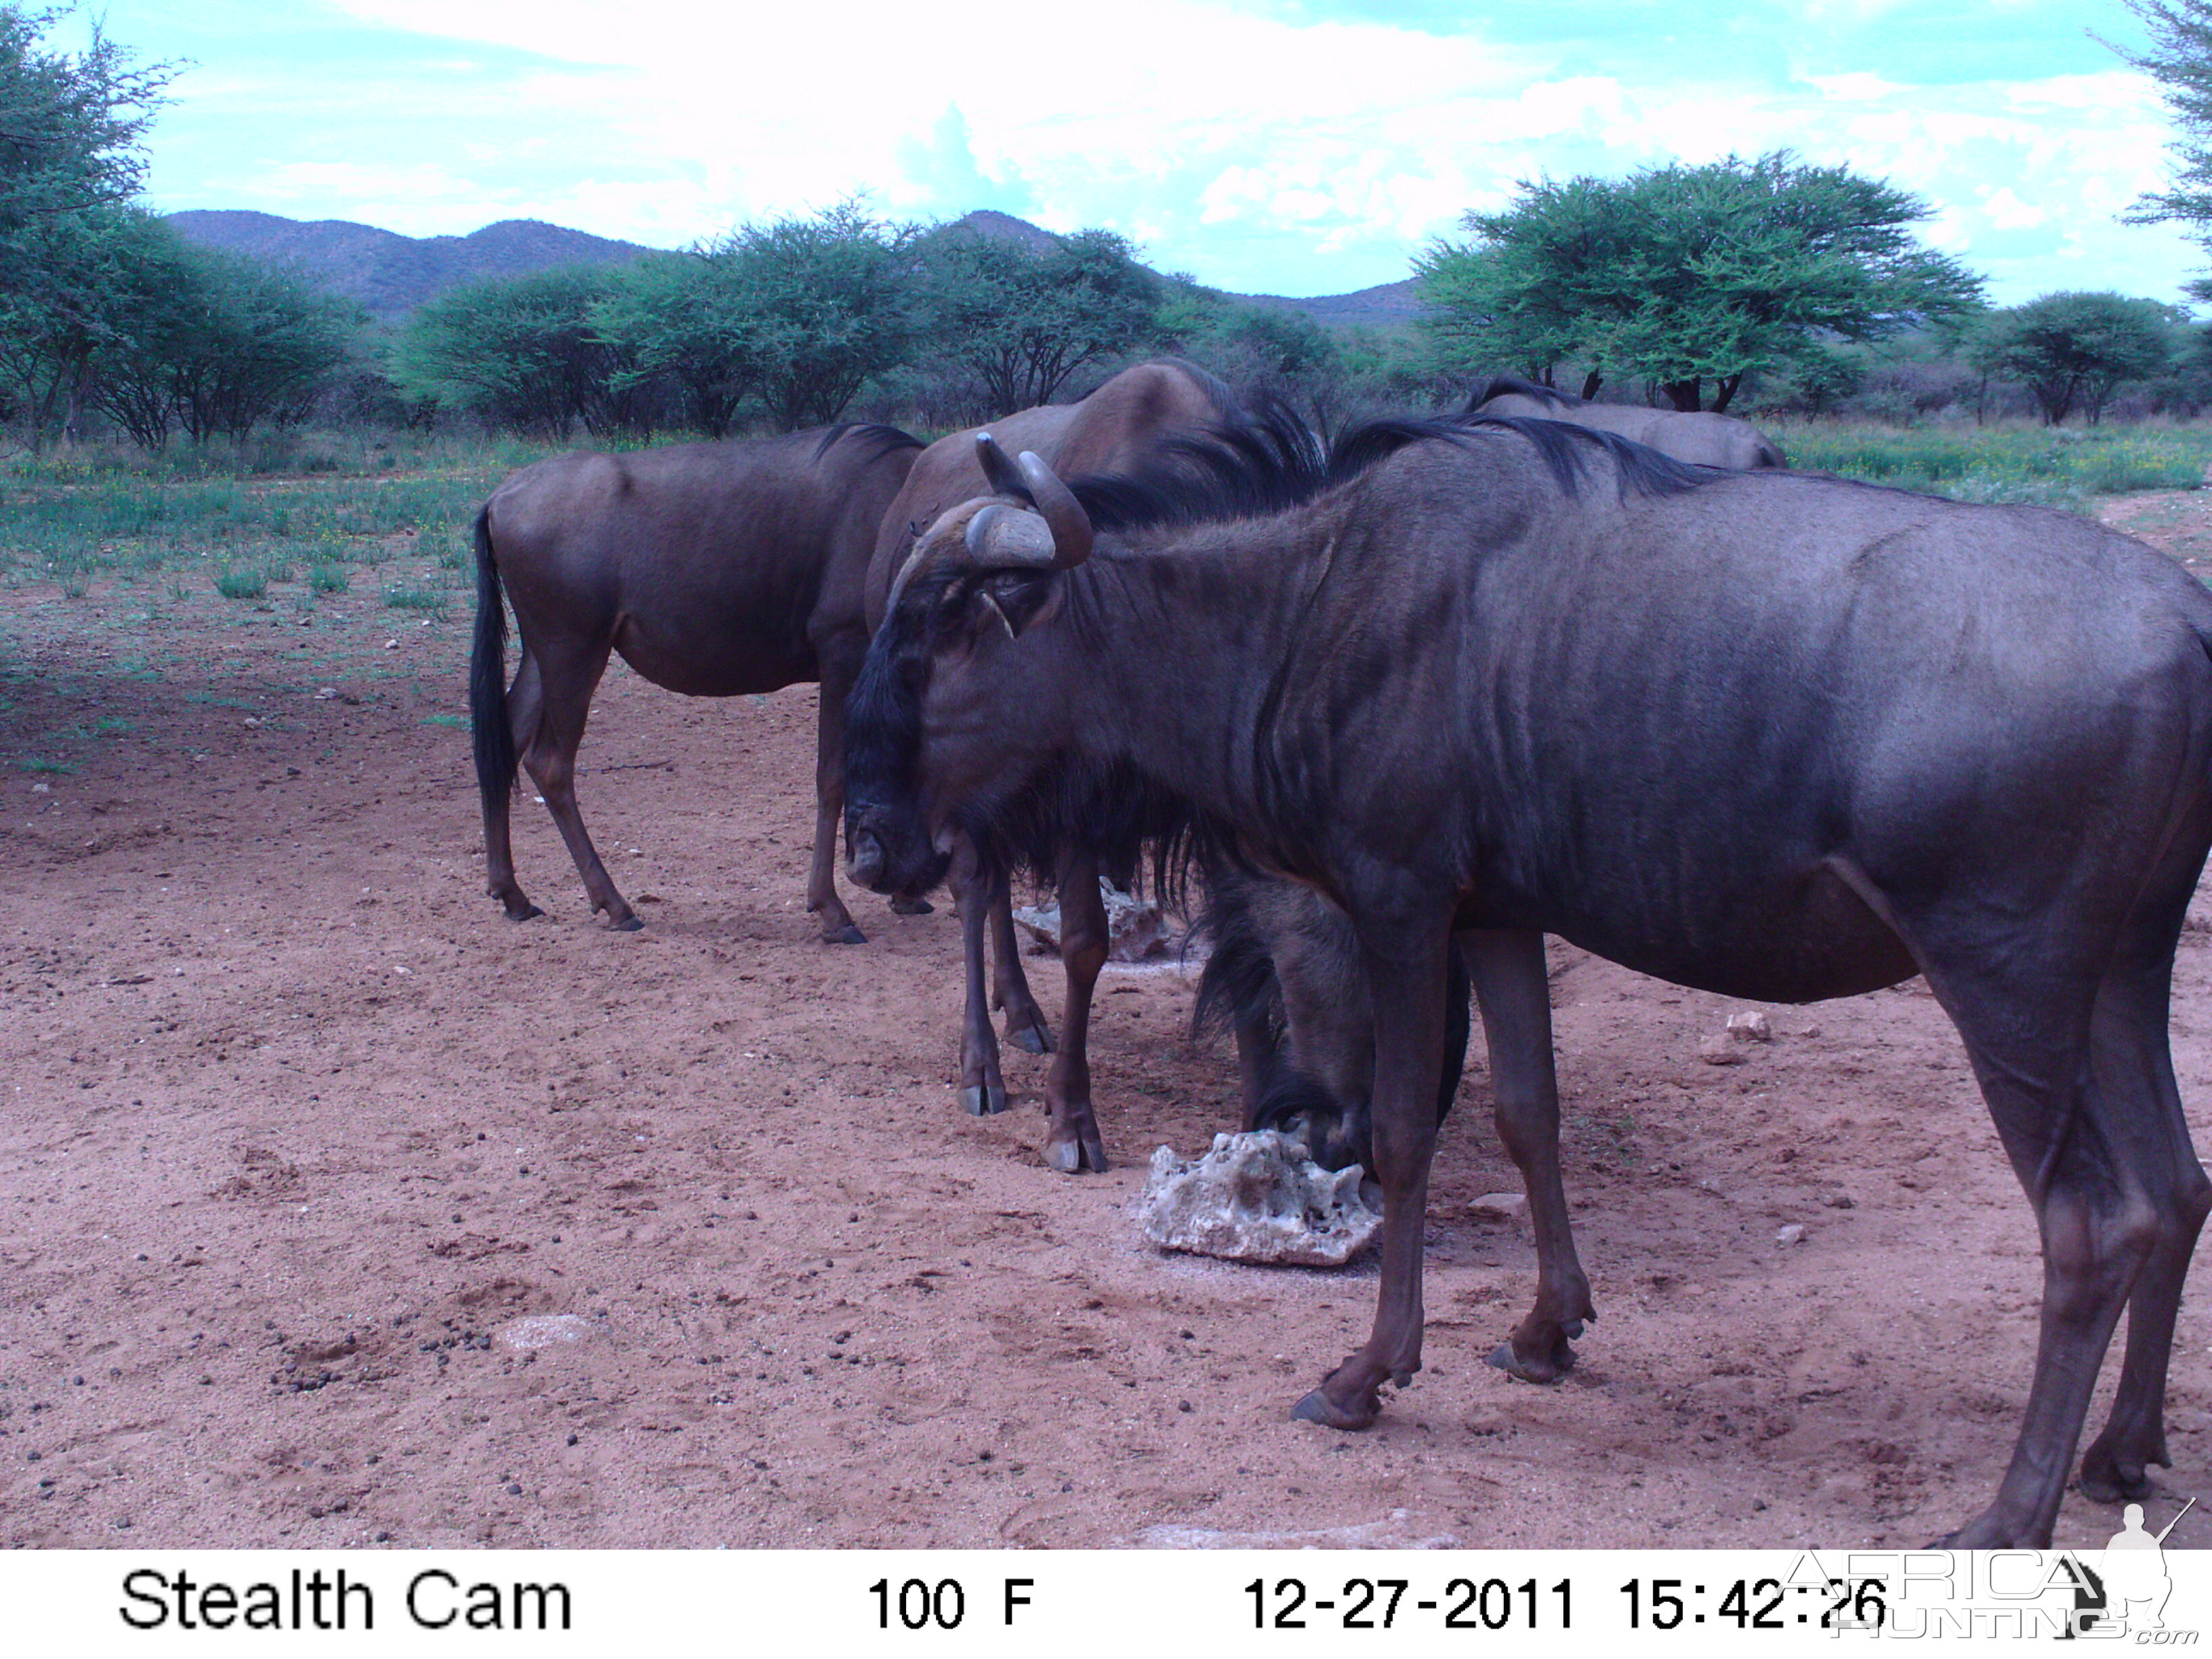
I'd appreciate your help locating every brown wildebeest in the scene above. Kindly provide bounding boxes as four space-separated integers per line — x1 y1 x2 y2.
470 423 921 937
843 407 2212 1547
1472 374 1786 468
857 359 1239 1165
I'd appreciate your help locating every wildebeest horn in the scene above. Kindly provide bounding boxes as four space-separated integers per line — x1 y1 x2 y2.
1012 450 1092 570
977 432 1029 499
970 435 1091 569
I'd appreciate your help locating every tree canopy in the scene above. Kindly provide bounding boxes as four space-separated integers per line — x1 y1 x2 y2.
2110 1 2212 256
1967 291 2182 425
1417 152 1984 411
914 224 1160 415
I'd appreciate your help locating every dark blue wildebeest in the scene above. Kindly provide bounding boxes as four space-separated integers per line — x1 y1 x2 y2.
842 406 2212 1547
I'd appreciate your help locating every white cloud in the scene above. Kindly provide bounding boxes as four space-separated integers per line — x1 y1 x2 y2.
101 0 2212 301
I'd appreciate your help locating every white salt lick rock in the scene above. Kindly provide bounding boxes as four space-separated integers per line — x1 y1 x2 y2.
1138 1130 1382 1267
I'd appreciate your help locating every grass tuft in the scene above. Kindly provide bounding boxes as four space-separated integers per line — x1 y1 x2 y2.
214 567 268 600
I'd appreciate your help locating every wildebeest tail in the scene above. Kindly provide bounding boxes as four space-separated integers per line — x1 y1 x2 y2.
469 504 518 814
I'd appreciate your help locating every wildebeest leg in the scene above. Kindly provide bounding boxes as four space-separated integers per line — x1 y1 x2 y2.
808 647 865 945
2078 949 2212 1504
1042 851 1109 1173
484 645 546 922
1467 928 1595 1384
951 836 1008 1117
2078 827 2212 1505
990 893 1054 1054
1294 922 1452 1429
1234 1004 1281 1129
516 633 638 930
1915 943 2148 1549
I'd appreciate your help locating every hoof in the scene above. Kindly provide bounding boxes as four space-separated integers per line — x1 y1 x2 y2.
1486 1335 1575 1384
2079 1439 2163 1504
822 922 867 946
1006 1019 1054 1055
1292 1387 1378 1431
503 902 545 922
889 895 934 916
960 1084 1008 1117
609 914 644 933
1044 1132 1107 1174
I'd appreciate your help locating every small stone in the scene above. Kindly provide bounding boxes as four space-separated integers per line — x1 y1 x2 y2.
315 687 338 699
505 1481 522 1496
1469 1191 1528 1222
1776 1223 1807 1246
30 782 49 794
1698 1033 1746 1066
1137 1130 1381 1266
383 638 398 649
1821 1193 1856 1209
1726 1010 1772 1041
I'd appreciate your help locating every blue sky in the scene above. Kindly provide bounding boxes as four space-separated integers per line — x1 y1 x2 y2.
58 0 2212 304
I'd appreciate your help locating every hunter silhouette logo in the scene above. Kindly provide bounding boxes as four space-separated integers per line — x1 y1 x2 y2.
2094 1498 2194 1636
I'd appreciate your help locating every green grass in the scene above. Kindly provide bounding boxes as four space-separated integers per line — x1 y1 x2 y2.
213 567 267 600
308 563 349 594
20 756 75 774
424 712 469 730
1776 423 2212 513
382 585 449 615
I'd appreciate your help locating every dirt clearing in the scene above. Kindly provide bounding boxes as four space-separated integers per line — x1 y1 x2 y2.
1 515 2206 1551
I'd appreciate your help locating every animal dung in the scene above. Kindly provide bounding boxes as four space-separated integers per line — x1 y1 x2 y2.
1137 1130 1382 1266
1012 878 1174 962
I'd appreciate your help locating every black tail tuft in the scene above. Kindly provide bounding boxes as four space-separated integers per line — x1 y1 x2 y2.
469 504 517 819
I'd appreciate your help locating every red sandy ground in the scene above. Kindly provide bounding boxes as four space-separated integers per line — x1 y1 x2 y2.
0 496 2205 1551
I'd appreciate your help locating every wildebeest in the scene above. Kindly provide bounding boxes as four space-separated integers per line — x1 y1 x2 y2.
857 359 1240 1166
470 423 921 938
1472 374 1786 468
1194 864 1469 1173
842 409 2212 1547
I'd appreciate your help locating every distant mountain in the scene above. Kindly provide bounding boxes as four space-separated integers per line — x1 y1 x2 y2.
164 211 655 320
1228 278 1427 333
163 207 1429 332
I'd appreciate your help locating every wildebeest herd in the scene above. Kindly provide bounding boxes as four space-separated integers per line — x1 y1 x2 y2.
468 361 2210 1549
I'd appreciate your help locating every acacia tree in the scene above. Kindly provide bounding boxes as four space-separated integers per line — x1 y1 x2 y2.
917 224 1158 414
1968 292 2181 425
703 201 915 430
588 251 758 437
396 266 653 438
1418 152 1984 411
0 5 174 445
2110 1 2212 261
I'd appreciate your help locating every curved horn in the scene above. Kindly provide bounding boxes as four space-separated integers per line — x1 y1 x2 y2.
1013 450 1092 571
976 432 1029 499
962 501 1059 566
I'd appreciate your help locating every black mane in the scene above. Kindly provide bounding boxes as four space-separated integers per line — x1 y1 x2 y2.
1466 373 1582 411
813 421 925 465
1062 396 1715 537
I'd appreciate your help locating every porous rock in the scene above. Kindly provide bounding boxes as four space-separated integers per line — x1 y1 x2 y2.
1013 879 1171 962
1138 1130 1381 1266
